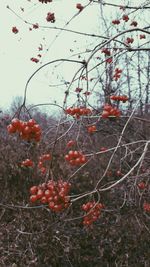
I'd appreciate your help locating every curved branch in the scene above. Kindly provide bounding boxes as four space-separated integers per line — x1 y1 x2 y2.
23 58 85 106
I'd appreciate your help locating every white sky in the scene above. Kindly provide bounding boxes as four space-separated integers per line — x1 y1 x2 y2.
0 0 99 111
0 0 147 112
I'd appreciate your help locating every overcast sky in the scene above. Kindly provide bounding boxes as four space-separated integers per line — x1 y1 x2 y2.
0 0 100 111
0 0 147 112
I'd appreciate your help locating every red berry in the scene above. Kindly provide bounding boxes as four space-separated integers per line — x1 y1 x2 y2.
143 203 150 212
67 140 76 148
30 195 37 203
102 110 109 118
139 34 146 39
106 57 112 64
112 19 120 25
30 186 38 195
138 182 146 190
88 125 96 133
32 124 41 132
45 189 51 198
68 150 75 158
79 156 87 164
40 196 48 204
69 159 76 166
130 21 137 27
101 48 111 56
53 204 63 212
65 155 70 161
104 104 112 112
38 161 43 169
11 118 20 129
41 154 51 161
73 151 79 158
46 12 55 22
122 14 129 22
27 119 36 127
7 124 16 134
116 170 122 176
33 23 39 29
126 37 134 44
40 167 47 174
75 87 83 93
30 57 39 63
75 158 81 165
12 26 19 34
76 3 84 11
37 189 44 199
49 201 55 209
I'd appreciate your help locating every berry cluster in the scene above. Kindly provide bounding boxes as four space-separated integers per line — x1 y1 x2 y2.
38 153 51 175
130 21 138 27
126 37 134 44
39 0 52 3
87 125 96 134
33 23 39 29
112 19 120 25
101 48 112 63
30 57 39 63
75 87 83 93
113 68 122 81
29 180 71 212
101 48 111 56
82 202 104 226
21 159 34 167
7 118 42 142
122 14 129 22
83 91 91 96
140 34 146 39
65 150 87 166
110 95 128 102
143 202 150 212
102 104 121 118
46 12 55 23
76 3 84 11
65 107 92 118
106 57 113 64
12 26 18 34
